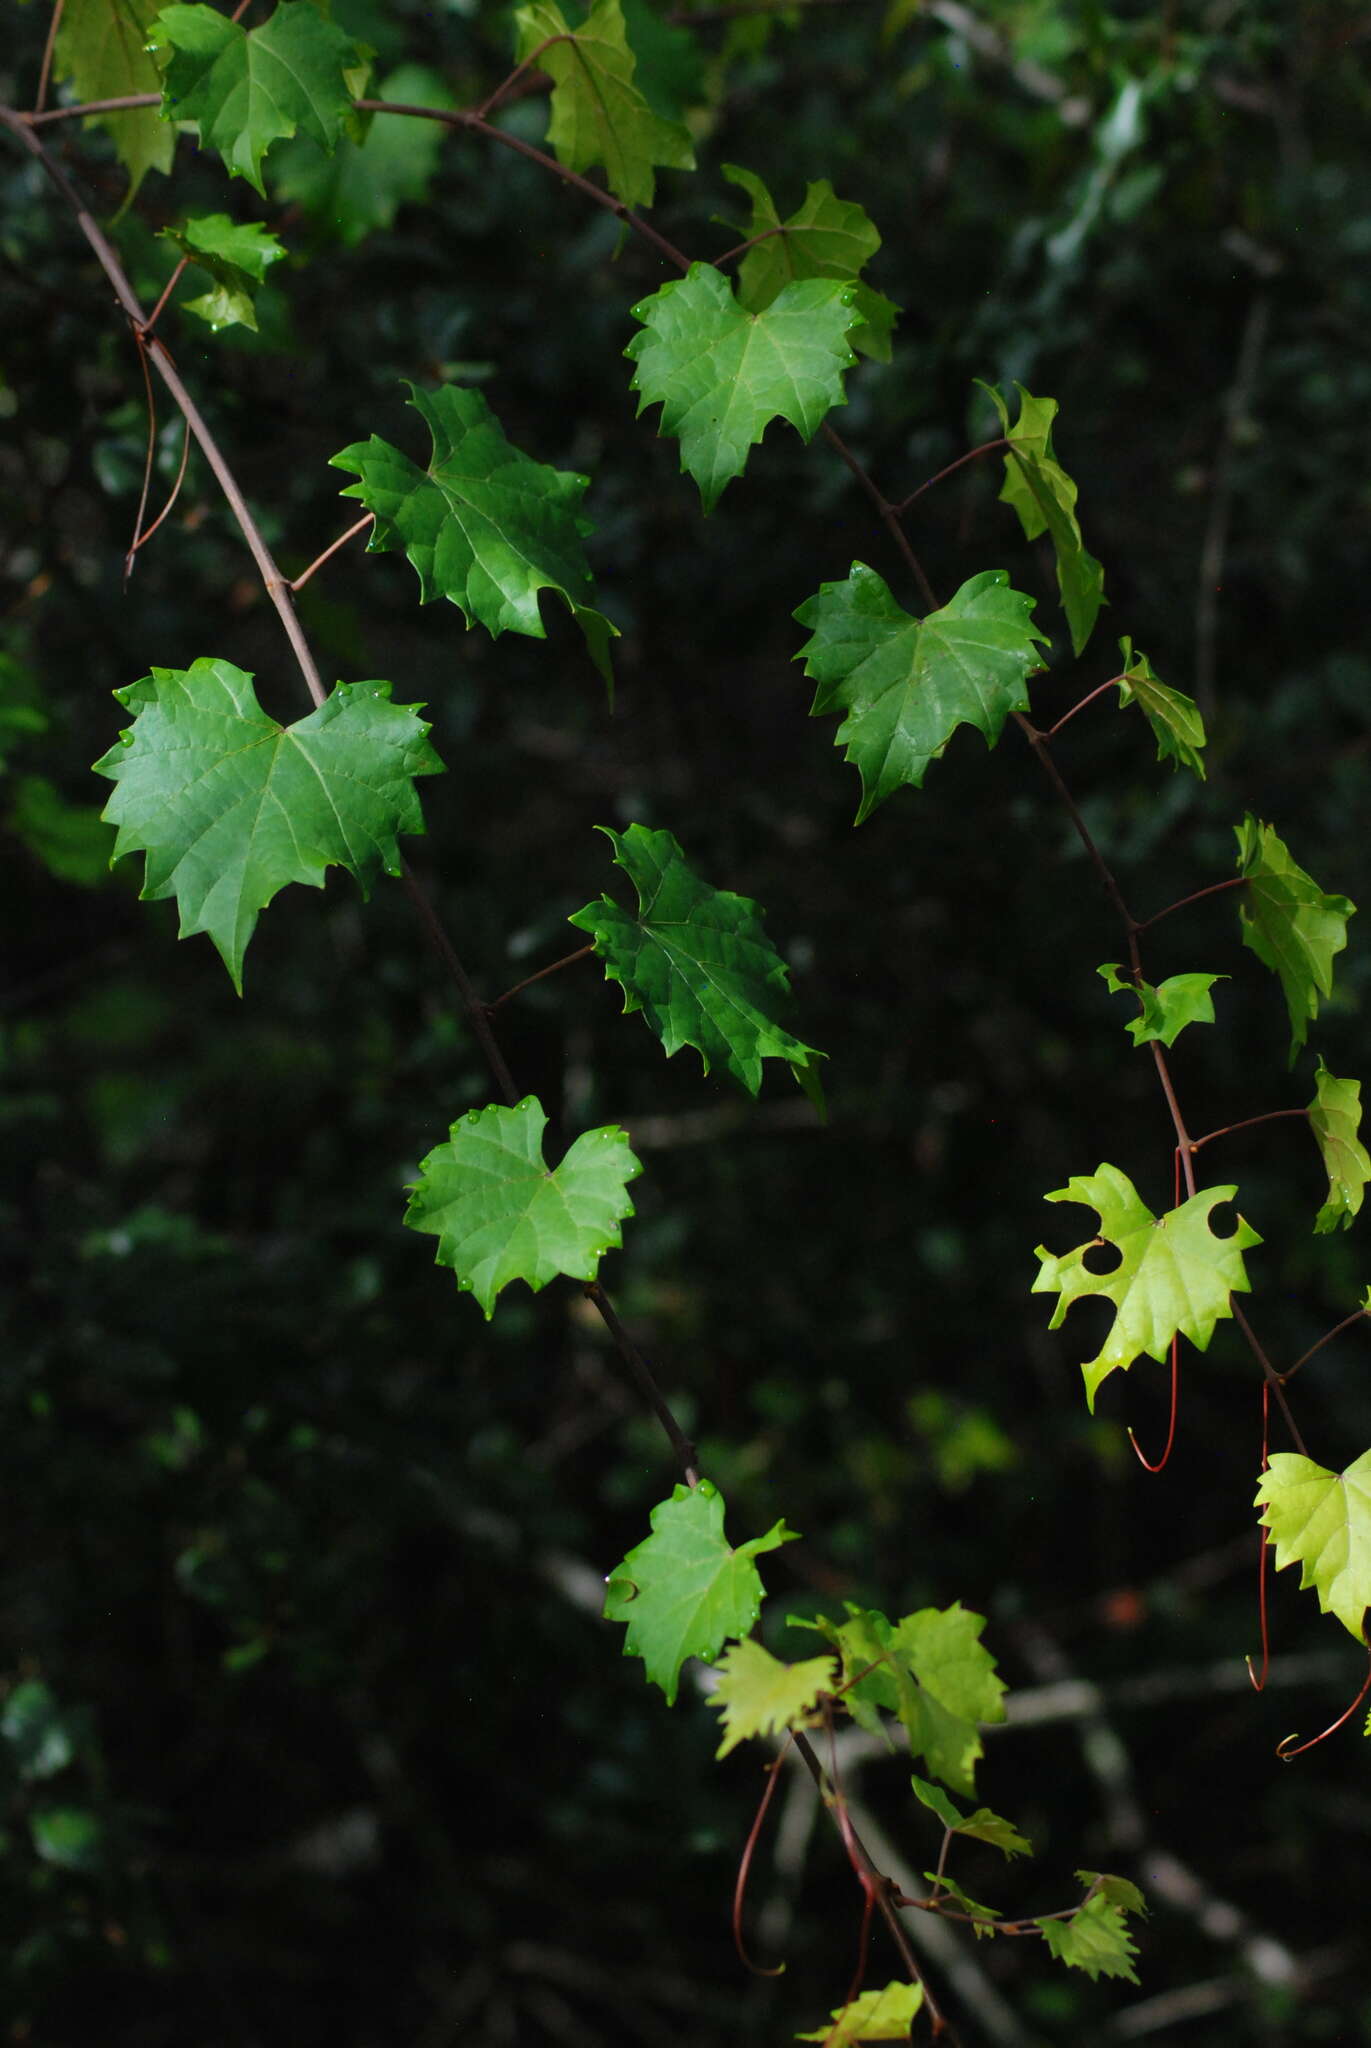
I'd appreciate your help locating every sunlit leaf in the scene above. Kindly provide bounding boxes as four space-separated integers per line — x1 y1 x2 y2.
1255 1450 1371 1643
1236 816 1354 1065
1033 1163 1260 1410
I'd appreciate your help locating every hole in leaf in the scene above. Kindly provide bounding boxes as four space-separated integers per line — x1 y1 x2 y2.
1081 1238 1123 1276
1207 1200 1239 1240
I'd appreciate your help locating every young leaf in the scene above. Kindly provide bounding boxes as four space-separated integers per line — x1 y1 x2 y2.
92 661 441 992
924 1871 1001 1935
603 1481 797 1705
1115 636 1206 777
806 1601 1003 1797
1236 817 1355 1065
1033 1164 1261 1411
981 381 1104 656
514 0 695 208
909 1775 1032 1857
567 823 824 1098
151 0 366 198
1309 1059 1371 1233
794 1982 924 2042
331 382 616 687
1255 1450 1371 1643
721 163 899 360
1077 1870 1148 1917
53 0 174 201
708 1639 835 1757
1098 962 1226 1049
626 263 858 512
272 64 455 246
794 565 1047 823
1037 1893 1140 1983
159 215 285 333
404 1097 641 1317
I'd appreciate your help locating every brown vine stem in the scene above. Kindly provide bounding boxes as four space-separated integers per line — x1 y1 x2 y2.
25 92 160 124
1044 675 1123 742
789 1730 950 2038
0 104 326 709
1284 1301 1371 1387
487 943 596 1013
894 436 1010 515
1134 873 1246 934
34 0 63 116
0 98 703 1493
821 424 939 611
1019 714 1310 1452
290 513 374 593
353 101 695 275
473 35 560 121
1190 1107 1309 1155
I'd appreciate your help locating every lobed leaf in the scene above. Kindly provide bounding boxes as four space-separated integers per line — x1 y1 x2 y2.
910 1774 1032 1857
1115 635 1206 776
1236 816 1354 1065
794 1982 924 2042
514 0 694 209
1037 1892 1140 1982
626 263 858 512
1033 1163 1261 1411
92 660 441 991
794 564 1047 823
603 1481 797 1705
159 214 285 332
152 0 366 197
1309 1059 1371 1234
568 822 823 1098
53 0 173 201
925 1871 1001 1935
1255 1450 1371 1643
404 1097 640 1317
802 1600 1003 1797
981 381 1104 655
708 1639 835 1757
332 382 616 687
722 163 898 360
1098 962 1225 1049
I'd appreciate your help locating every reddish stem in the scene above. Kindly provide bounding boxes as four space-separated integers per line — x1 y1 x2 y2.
1190 1106 1309 1155
1134 873 1247 935
1276 1647 1371 1760
289 513 374 593
1045 675 1124 742
894 435 1010 514
487 943 596 1013
731 1749 789 1977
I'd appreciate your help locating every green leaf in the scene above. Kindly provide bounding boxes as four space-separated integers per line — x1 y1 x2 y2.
1236 816 1355 1065
1077 1870 1148 1917
1098 962 1225 1049
30 1806 105 1875
1309 1058 1371 1234
404 1097 641 1318
1037 1893 1140 1982
1033 1164 1261 1411
909 1776 1031 1857
795 1982 924 2041
709 1639 835 1757
1115 635 1206 777
567 822 824 1098
92 660 441 991
1255 1450 1371 1643
981 381 1104 656
619 0 706 120
925 1871 1001 1934
159 214 285 332
722 163 899 361
626 263 858 512
805 1601 1002 1797
794 564 1047 823
603 1480 798 1705
331 382 616 688
271 63 454 246
152 0 366 198
514 0 694 208
53 0 174 202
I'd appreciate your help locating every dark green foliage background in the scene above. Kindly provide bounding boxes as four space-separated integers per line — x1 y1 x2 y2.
4 2 1371 2041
